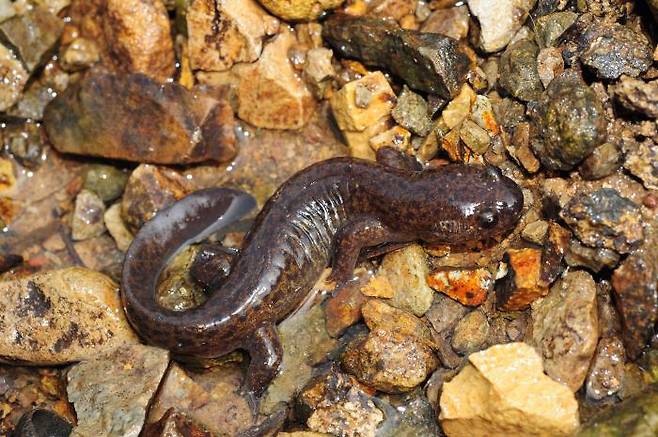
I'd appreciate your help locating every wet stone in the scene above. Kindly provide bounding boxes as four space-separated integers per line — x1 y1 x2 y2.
580 22 653 80
331 71 396 132
325 270 370 337
534 11 577 47
60 37 100 72
522 220 549 245
367 0 416 21
440 343 579 437
142 409 212 437
392 86 432 136
103 203 133 252
368 126 412 153
44 73 237 165
67 345 170 437
71 189 106 241
565 239 620 273
323 15 470 98
259 0 344 21
585 336 625 401
304 47 336 98
579 142 622 180
499 39 543 102
420 5 469 40
8 59 69 121
83 165 128 204
531 71 607 170
612 76 658 119
561 188 643 254
459 119 491 154
441 84 475 130
530 270 599 392
427 268 492 307
496 248 548 311
624 141 658 190
537 47 564 89
466 0 537 53
451 309 489 355
13 409 72 437
0 5 63 72
0 43 27 111
424 293 469 335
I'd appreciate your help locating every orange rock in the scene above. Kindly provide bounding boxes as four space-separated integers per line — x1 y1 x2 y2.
496 248 549 311
427 268 492 306
361 275 395 298
324 275 370 337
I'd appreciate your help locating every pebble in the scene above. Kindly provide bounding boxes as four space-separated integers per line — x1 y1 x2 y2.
304 47 336 98
534 11 578 47
341 300 438 393
561 188 643 254
60 37 100 71
495 248 548 311
522 220 549 244
121 164 194 234
258 0 344 20
625 141 658 190
368 0 416 21
187 0 279 72
103 203 134 252
459 119 491 154
44 73 237 165
441 84 475 130
466 0 537 53
440 342 579 437
531 70 606 171
612 76 658 118
67 345 170 437
13 409 72 437
147 363 254 435
83 165 128 204
142 409 212 437
427 268 492 307
585 336 625 401
0 268 138 365
71 189 106 241
537 46 564 88
331 71 396 132
0 5 63 72
530 270 599 392
420 5 469 40
8 59 69 121
565 239 620 273
392 86 432 136
470 95 500 136
451 309 489 354
499 39 543 102
0 43 27 111
580 21 653 80
579 142 622 180
368 126 412 153
324 270 370 337
425 293 469 335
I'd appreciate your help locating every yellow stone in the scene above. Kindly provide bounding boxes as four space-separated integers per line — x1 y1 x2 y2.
258 0 345 21
442 84 476 130
440 342 579 437
368 125 412 153
0 158 16 194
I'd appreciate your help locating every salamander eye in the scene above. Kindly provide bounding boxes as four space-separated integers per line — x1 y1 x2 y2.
478 209 498 229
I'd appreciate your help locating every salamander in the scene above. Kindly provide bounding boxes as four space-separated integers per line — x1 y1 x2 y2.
121 157 523 395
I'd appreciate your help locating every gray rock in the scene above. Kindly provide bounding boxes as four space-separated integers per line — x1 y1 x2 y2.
612 76 658 118
0 43 27 111
13 409 72 437
71 189 106 241
579 142 622 180
534 11 577 47
499 39 543 102
467 0 536 53
67 345 170 437
586 337 625 401
392 86 432 136
451 310 490 355
83 165 129 203
625 141 658 190
565 239 620 273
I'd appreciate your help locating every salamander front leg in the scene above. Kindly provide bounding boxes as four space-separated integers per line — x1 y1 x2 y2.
243 324 283 398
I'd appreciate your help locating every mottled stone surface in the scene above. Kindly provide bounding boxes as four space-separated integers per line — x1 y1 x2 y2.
0 268 138 365
530 271 598 392
466 0 536 53
259 0 344 20
428 268 492 307
44 73 237 165
71 189 106 241
0 43 28 111
392 86 431 136
323 15 470 98
612 76 658 118
496 248 548 311
67 344 169 437
451 309 489 354
440 343 579 437
586 337 625 401
421 6 469 40
499 39 542 102
625 141 658 190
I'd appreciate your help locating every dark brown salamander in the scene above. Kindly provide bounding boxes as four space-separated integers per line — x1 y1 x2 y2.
121 157 523 395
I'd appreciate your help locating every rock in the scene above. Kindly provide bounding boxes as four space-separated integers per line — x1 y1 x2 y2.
376 391 443 437
577 386 658 436
466 0 536 53
324 271 370 337
580 22 652 80
441 84 475 130
367 0 416 21
585 337 625 401
625 141 658 190
427 268 492 307
392 86 432 136
120 164 194 234
612 230 658 360
451 309 489 354
371 244 434 316
459 119 491 154
83 165 128 203
258 0 344 20
104 203 134 252
439 342 579 437
579 142 622 180
470 95 500 136
561 188 643 254
420 5 469 40
142 409 212 437
342 300 438 393
612 76 658 118
7 58 68 121
43 73 237 165
534 11 577 47
71 189 106 241
60 37 100 71
300 369 384 437
0 43 27 111
0 268 138 365
565 239 620 273
147 364 254 435
425 293 469 335
323 15 470 98
531 71 607 171
530 270 598 392
496 248 548 311
67 344 170 437
368 126 412 153
331 71 396 132
499 39 542 102
0 5 63 72
537 47 564 88
261 301 337 414
522 220 549 244
186 0 279 72
304 47 336 98
13 409 73 437
99 0 175 82
233 29 315 129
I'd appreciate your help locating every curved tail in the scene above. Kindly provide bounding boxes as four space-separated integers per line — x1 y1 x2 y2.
120 187 256 353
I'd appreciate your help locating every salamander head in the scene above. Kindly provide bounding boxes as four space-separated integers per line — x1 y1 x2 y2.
410 165 524 244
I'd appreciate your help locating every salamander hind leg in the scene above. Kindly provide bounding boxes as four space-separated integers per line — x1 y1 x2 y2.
242 324 283 398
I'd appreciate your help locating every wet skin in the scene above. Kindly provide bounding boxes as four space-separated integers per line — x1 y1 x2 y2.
121 157 523 396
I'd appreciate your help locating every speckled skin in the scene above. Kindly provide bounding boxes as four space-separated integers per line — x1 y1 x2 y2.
121 158 523 395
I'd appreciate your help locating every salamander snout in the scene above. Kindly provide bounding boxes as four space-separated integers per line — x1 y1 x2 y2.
494 174 524 232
